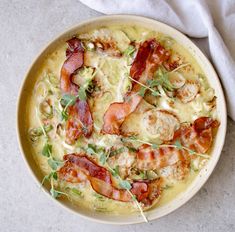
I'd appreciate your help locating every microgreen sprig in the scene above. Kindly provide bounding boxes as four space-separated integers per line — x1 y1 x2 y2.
128 76 161 97
85 143 148 222
59 66 101 121
123 45 136 57
170 63 190 73
107 163 148 222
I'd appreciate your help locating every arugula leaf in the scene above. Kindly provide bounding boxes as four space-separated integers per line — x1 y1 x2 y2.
60 94 77 107
119 180 132 190
42 143 52 157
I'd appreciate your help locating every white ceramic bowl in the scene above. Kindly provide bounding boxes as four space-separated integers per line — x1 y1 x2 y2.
17 15 227 224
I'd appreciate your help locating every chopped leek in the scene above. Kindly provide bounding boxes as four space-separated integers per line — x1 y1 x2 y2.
29 124 53 142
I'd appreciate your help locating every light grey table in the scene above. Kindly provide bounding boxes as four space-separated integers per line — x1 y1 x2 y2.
0 1 234 231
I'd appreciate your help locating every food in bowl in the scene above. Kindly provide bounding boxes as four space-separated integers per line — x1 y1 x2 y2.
27 25 219 221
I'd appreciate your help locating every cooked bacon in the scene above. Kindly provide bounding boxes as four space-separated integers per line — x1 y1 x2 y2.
102 39 170 135
193 117 220 133
60 38 84 93
66 38 84 58
58 154 162 207
173 117 219 153
60 38 93 144
102 93 142 135
65 100 93 144
130 39 170 80
59 154 112 183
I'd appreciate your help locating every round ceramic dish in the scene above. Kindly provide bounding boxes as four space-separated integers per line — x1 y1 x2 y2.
17 15 227 224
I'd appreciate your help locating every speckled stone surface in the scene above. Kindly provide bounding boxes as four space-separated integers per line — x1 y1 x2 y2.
0 1 234 231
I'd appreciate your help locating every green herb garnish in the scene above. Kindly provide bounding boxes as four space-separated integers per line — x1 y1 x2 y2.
50 188 68 199
60 94 77 107
119 180 132 190
151 144 159 149
99 153 107 165
123 45 136 57
174 140 182 149
42 143 52 157
154 68 174 91
48 158 63 170
138 86 146 97
70 188 83 196
77 87 87 101
110 165 119 177
110 147 125 156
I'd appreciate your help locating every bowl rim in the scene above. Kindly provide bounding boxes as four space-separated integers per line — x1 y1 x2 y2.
16 14 227 225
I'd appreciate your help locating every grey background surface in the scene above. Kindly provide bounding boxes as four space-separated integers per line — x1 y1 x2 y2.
0 1 234 231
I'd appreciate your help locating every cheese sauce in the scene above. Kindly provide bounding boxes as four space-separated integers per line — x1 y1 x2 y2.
27 25 218 215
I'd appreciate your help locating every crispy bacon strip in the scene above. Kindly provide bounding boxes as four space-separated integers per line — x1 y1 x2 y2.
59 154 162 207
193 117 219 133
102 39 170 135
173 117 219 154
130 39 170 80
65 100 93 143
60 38 85 93
60 38 93 144
101 93 142 135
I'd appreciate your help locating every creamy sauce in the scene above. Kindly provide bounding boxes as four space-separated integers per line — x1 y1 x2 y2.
27 25 217 215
